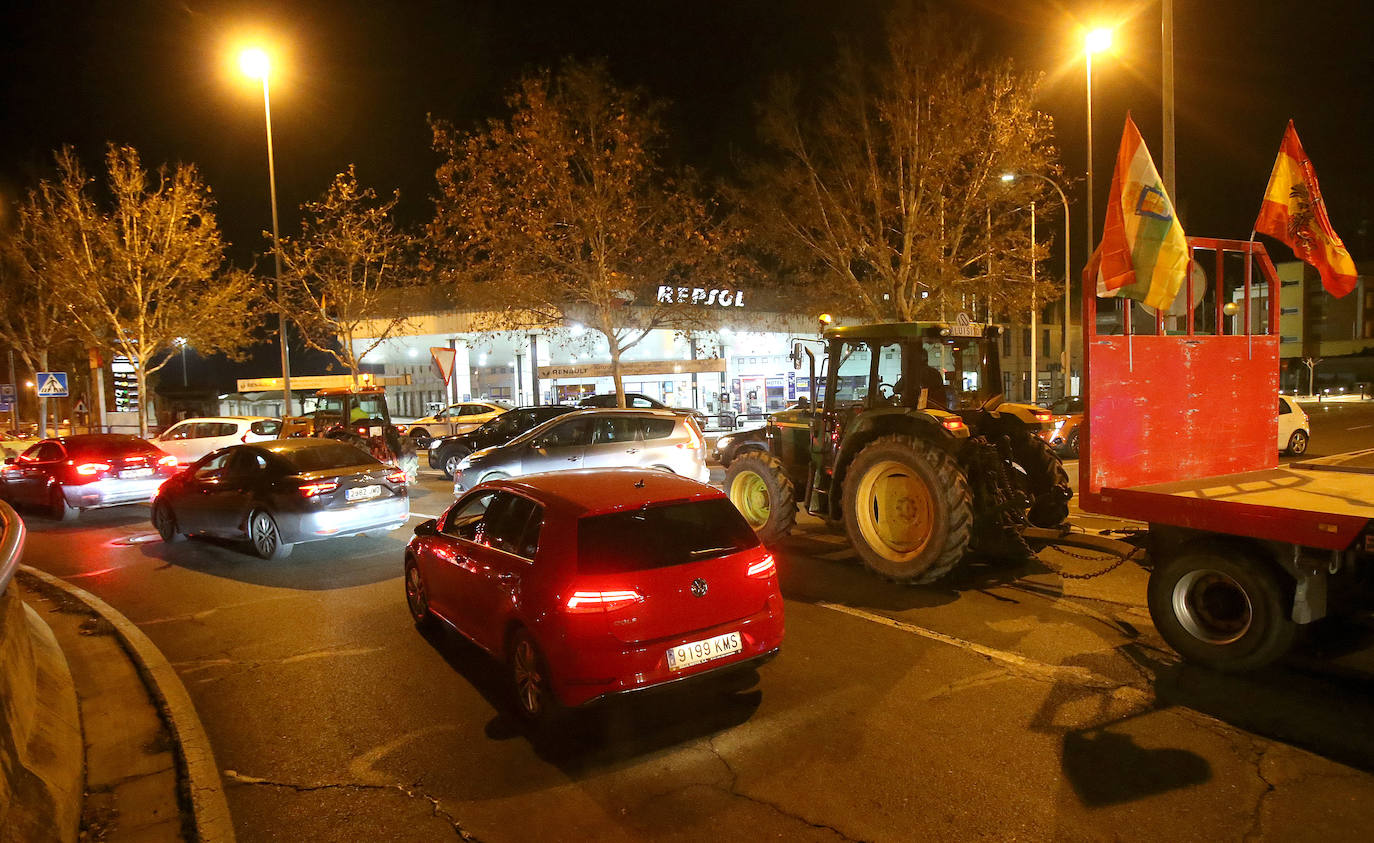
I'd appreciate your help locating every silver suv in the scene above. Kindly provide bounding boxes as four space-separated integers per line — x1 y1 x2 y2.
452 408 709 492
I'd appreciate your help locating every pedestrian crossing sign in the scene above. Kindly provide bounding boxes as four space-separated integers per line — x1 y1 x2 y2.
36 371 69 398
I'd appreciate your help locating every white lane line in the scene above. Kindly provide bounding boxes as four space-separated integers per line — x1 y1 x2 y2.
816 601 1151 701
1347 424 1372 431
408 512 444 520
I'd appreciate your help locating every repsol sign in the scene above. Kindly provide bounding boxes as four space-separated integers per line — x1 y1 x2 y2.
657 285 745 307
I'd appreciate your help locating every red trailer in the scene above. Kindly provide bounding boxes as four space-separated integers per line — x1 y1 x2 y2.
1078 237 1374 671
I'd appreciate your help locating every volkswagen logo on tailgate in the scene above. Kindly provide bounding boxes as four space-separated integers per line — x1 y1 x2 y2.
690 577 708 598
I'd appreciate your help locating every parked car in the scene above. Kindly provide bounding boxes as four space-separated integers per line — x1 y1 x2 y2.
405 468 784 724
1278 394 1311 455
151 439 410 559
428 405 577 480
576 393 707 427
0 434 179 521
1038 395 1085 458
452 409 710 493
406 401 508 446
153 416 283 466
711 426 768 468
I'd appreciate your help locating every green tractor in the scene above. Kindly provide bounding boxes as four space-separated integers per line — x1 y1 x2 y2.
725 320 1071 584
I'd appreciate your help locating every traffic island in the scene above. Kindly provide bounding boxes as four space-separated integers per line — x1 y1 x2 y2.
0 585 82 843
14 567 235 842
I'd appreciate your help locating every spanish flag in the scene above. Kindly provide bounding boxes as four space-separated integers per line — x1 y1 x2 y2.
1255 121 1357 298
1096 115 1190 311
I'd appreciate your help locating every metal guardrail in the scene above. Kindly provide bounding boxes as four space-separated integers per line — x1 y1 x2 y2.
0 500 25 595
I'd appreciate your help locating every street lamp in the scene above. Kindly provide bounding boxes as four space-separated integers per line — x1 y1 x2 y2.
1084 27 1112 259
239 47 293 417
1003 172 1072 396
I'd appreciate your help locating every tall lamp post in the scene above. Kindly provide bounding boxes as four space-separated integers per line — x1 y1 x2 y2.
1084 27 1113 259
239 48 293 417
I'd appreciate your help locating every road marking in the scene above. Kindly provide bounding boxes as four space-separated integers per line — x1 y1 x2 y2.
1348 424 1372 431
816 601 1151 701
408 511 444 520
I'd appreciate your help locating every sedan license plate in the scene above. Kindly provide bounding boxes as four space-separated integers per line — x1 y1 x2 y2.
666 631 742 672
345 484 381 502
119 468 153 479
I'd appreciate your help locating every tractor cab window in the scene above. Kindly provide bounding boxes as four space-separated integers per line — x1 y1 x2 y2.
832 342 873 403
352 394 389 422
315 396 345 428
922 339 988 410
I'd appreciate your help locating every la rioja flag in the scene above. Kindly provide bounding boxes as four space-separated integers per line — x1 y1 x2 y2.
1095 115 1190 311
1254 121 1358 298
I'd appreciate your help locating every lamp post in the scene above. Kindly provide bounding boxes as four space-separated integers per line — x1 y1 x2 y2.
1084 27 1112 259
175 337 188 387
1002 172 1071 397
239 48 293 417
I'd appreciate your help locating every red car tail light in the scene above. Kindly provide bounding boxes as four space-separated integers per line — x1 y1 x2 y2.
746 553 777 579
940 417 966 432
565 589 643 613
1030 410 1052 423
298 480 339 497
75 462 111 476
385 469 407 484
157 455 179 468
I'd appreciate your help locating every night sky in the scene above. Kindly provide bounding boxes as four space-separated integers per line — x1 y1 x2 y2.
3 0 1371 384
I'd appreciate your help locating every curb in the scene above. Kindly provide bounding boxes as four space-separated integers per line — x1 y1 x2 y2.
19 566 236 843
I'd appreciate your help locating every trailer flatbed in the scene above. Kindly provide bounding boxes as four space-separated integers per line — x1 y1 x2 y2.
1092 451 1374 552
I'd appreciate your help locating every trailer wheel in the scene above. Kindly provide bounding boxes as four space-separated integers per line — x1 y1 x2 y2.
725 452 796 544
1008 432 1072 527
1147 549 1296 672
843 435 972 584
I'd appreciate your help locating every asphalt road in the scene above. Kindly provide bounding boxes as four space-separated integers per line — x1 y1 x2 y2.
15 412 1374 842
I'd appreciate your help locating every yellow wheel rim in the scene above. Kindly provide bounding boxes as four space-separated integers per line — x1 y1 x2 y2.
854 459 934 561
729 470 771 528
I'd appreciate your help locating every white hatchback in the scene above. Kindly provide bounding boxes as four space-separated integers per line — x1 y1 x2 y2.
1277 395 1311 455
153 417 283 466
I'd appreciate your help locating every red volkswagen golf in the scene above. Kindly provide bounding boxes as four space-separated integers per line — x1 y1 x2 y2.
404 469 784 723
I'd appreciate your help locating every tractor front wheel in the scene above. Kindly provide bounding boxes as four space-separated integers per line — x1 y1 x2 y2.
842 435 972 584
725 452 796 545
1008 432 1072 527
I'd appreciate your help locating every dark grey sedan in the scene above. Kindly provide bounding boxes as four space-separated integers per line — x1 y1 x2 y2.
151 439 410 559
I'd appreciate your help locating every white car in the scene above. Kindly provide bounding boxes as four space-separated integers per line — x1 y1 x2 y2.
1278 395 1310 455
153 416 283 466
405 401 507 445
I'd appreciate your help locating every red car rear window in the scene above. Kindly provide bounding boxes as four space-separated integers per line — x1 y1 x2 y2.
577 498 759 573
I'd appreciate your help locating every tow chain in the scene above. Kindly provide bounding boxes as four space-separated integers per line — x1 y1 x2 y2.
1025 527 1148 580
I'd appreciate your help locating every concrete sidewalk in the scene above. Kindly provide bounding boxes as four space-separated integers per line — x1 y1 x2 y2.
9 569 234 842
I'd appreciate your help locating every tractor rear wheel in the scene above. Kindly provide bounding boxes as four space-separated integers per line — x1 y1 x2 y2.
842 435 972 584
725 452 796 545
1008 432 1072 527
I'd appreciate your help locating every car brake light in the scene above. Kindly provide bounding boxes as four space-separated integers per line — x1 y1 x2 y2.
76 462 111 476
385 469 407 484
1031 410 1052 423
565 589 643 613
157 455 179 468
940 417 966 432
298 480 339 497
747 553 777 579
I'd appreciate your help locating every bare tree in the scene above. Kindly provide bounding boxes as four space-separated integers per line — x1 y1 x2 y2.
0 196 81 435
33 145 262 436
430 61 742 405
277 166 416 384
743 7 1062 323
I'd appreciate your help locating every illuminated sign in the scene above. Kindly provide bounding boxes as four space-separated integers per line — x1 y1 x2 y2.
657 286 745 307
